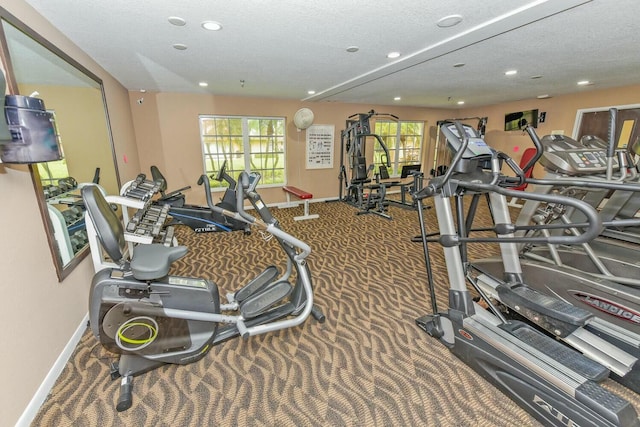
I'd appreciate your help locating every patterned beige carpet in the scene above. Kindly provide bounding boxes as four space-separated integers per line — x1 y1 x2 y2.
32 199 640 426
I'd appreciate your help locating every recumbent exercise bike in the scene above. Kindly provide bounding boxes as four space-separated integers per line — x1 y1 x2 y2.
82 170 325 411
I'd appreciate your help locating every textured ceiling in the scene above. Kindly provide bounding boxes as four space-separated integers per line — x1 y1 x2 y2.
20 0 640 108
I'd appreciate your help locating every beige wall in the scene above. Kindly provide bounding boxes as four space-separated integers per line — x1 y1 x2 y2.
129 91 451 206
459 84 640 178
0 1 139 425
130 86 640 206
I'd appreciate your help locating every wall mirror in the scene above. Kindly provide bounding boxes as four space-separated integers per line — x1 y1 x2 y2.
0 10 120 280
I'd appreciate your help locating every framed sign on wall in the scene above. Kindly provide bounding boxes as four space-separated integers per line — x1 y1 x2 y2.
306 124 334 169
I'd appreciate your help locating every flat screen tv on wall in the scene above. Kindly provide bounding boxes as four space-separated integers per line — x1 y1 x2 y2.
505 109 538 131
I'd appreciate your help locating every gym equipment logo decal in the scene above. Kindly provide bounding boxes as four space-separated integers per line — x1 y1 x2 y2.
571 291 640 324
533 394 580 427
458 329 473 340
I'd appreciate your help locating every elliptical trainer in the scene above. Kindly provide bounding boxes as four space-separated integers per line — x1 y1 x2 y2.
82 169 325 412
413 121 639 427
462 109 640 392
150 162 250 233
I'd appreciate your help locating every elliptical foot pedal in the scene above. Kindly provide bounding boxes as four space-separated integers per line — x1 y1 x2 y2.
240 280 292 319
576 380 639 426
502 320 609 382
497 283 593 335
234 265 279 303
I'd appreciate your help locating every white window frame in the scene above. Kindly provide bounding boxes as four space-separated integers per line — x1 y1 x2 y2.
199 115 286 189
373 120 424 177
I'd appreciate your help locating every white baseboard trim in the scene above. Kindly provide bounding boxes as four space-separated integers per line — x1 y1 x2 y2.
16 313 89 427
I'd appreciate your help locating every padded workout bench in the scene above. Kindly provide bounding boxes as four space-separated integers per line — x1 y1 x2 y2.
282 186 319 221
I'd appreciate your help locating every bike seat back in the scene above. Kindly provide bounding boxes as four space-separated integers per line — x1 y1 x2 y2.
82 184 127 264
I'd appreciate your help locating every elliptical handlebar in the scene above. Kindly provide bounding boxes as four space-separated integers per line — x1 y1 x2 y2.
197 174 217 211
234 171 312 260
235 172 257 225
606 108 618 181
197 170 310 259
607 108 618 159
197 174 251 230
521 125 544 176
214 160 237 190
414 120 605 246
415 121 472 200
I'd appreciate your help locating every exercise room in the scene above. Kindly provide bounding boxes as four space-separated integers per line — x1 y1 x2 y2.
3 1 640 426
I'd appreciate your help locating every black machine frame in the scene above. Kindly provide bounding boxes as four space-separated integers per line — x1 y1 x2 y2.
337 110 397 218
150 163 250 234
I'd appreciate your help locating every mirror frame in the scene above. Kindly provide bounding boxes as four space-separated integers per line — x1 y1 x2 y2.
0 7 120 281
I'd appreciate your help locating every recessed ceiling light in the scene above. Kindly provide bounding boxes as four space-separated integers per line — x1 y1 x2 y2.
168 16 186 26
453 62 465 68
172 43 188 50
346 46 359 53
505 70 518 76
394 96 401 101
437 14 463 28
537 94 551 99
387 51 401 59
139 89 146 93
201 21 222 31
307 90 316 95
577 80 592 86
457 101 465 105
199 82 208 87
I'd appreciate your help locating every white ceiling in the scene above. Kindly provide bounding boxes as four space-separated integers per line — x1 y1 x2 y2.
21 0 640 109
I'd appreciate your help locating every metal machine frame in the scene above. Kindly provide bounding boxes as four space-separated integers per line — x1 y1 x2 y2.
82 170 325 411
414 121 640 426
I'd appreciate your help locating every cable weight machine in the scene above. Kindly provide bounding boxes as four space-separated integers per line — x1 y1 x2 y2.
337 110 396 218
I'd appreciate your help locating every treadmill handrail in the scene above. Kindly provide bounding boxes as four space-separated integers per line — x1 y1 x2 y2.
525 177 640 192
452 180 603 245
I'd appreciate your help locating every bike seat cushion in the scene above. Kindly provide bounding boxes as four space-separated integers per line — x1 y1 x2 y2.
130 244 188 280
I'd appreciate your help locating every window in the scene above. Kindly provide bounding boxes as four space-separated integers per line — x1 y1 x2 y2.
199 115 286 188
373 120 424 176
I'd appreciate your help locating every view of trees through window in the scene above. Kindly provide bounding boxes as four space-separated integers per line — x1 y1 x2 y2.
200 115 286 188
373 120 424 175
